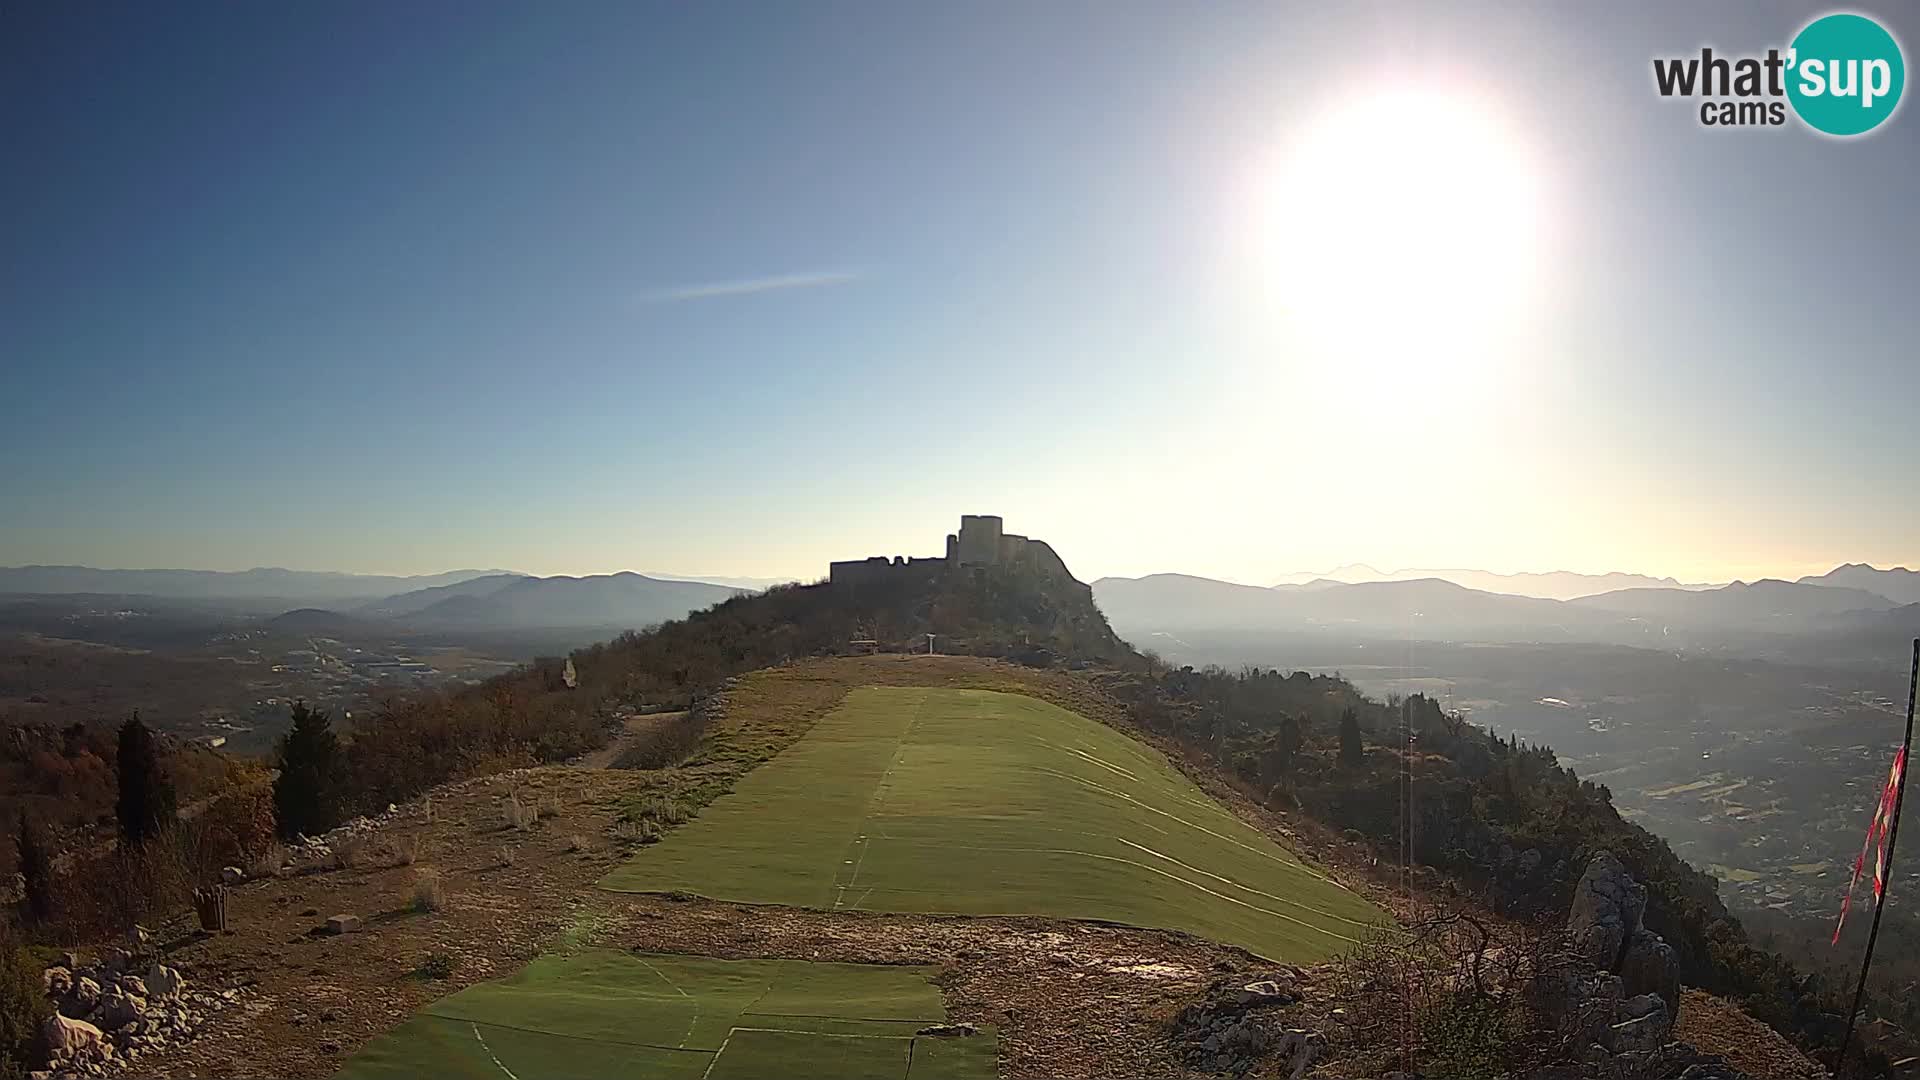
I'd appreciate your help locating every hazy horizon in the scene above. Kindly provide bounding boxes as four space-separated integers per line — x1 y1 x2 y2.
0 551 1899 593
6 3 1917 588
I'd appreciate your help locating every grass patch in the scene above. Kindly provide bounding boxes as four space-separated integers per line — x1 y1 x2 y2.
334 950 994 1080
602 684 1390 962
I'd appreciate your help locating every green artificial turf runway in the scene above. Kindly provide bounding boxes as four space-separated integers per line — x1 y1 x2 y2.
601 686 1389 961
334 950 995 1080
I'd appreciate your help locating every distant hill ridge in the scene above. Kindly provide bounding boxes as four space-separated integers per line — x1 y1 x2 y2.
1269 564 1717 600
0 565 513 600
1797 562 1920 605
1093 570 1902 644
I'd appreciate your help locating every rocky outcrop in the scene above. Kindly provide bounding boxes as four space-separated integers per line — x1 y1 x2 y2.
1568 851 1647 972
1518 852 1748 1080
1171 970 1322 1077
37 953 243 1077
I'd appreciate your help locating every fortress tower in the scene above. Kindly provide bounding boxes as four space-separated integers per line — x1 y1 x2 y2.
954 514 1003 566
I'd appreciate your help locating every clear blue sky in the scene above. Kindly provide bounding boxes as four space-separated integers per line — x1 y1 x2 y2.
4 2 1916 584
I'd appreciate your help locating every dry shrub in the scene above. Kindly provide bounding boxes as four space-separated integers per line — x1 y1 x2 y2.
195 783 277 866
246 842 288 880
44 825 208 943
423 796 435 825
411 868 446 913
502 793 532 832
1322 911 1560 1077
612 819 661 847
612 709 712 770
631 795 689 826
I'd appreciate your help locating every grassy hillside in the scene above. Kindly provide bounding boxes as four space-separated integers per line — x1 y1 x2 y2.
336 950 995 1080
604 685 1388 962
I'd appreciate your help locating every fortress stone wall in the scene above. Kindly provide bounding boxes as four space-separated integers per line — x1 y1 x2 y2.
828 514 1077 587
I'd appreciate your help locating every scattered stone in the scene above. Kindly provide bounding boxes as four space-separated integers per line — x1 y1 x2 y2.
67 977 101 1016
915 1022 978 1037
145 964 186 1000
324 914 363 935
43 967 71 998
43 1014 105 1055
1234 980 1294 1006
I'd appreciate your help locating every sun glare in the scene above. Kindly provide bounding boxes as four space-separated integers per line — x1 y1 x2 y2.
1256 86 1547 404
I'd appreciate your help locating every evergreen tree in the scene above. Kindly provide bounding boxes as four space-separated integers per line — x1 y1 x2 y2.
1276 712 1303 775
274 701 348 839
14 816 51 926
1338 706 1363 766
0 921 49 1080
115 713 177 848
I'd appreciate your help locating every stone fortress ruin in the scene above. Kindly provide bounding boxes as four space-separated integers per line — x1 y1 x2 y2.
828 515 1077 588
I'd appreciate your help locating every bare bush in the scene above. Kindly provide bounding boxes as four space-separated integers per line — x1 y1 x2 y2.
411 868 445 913
1321 910 1560 1077
631 795 689 826
502 793 532 832
612 708 712 770
246 842 288 880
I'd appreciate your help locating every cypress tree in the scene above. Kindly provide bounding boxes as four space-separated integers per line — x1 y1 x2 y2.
15 814 52 926
115 713 177 848
1339 706 1364 766
274 701 348 839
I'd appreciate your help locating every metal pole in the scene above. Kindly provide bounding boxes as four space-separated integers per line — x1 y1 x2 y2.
1838 637 1920 1076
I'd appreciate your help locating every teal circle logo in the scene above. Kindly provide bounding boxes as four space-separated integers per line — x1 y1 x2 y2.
1787 13 1905 136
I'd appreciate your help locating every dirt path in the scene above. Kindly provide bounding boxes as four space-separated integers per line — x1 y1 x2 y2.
572 710 684 769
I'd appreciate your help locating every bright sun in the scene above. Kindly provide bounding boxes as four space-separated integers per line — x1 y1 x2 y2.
1256 86 1547 403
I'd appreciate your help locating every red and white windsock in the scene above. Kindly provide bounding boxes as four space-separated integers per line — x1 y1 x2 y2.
1836 746 1908 944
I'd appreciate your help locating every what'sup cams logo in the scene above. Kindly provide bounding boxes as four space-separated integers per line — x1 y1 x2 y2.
1653 11 1905 136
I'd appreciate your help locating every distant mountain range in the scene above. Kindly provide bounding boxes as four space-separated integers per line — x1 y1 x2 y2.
0 564 752 634
1092 569 1908 648
1797 563 1920 606
0 565 512 601
361 572 743 630
1566 579 1895 624
1268 564 1717 600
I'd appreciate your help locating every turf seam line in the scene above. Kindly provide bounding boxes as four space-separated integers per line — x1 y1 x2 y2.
852 842 1370 943
1113 837 1382 929
1026 765 1341 886
834 689 928 909
423 1014 712 1055
738 1012 943 1023
471 1021 523 1079
634 955 700 1049
728 1026 915 1040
